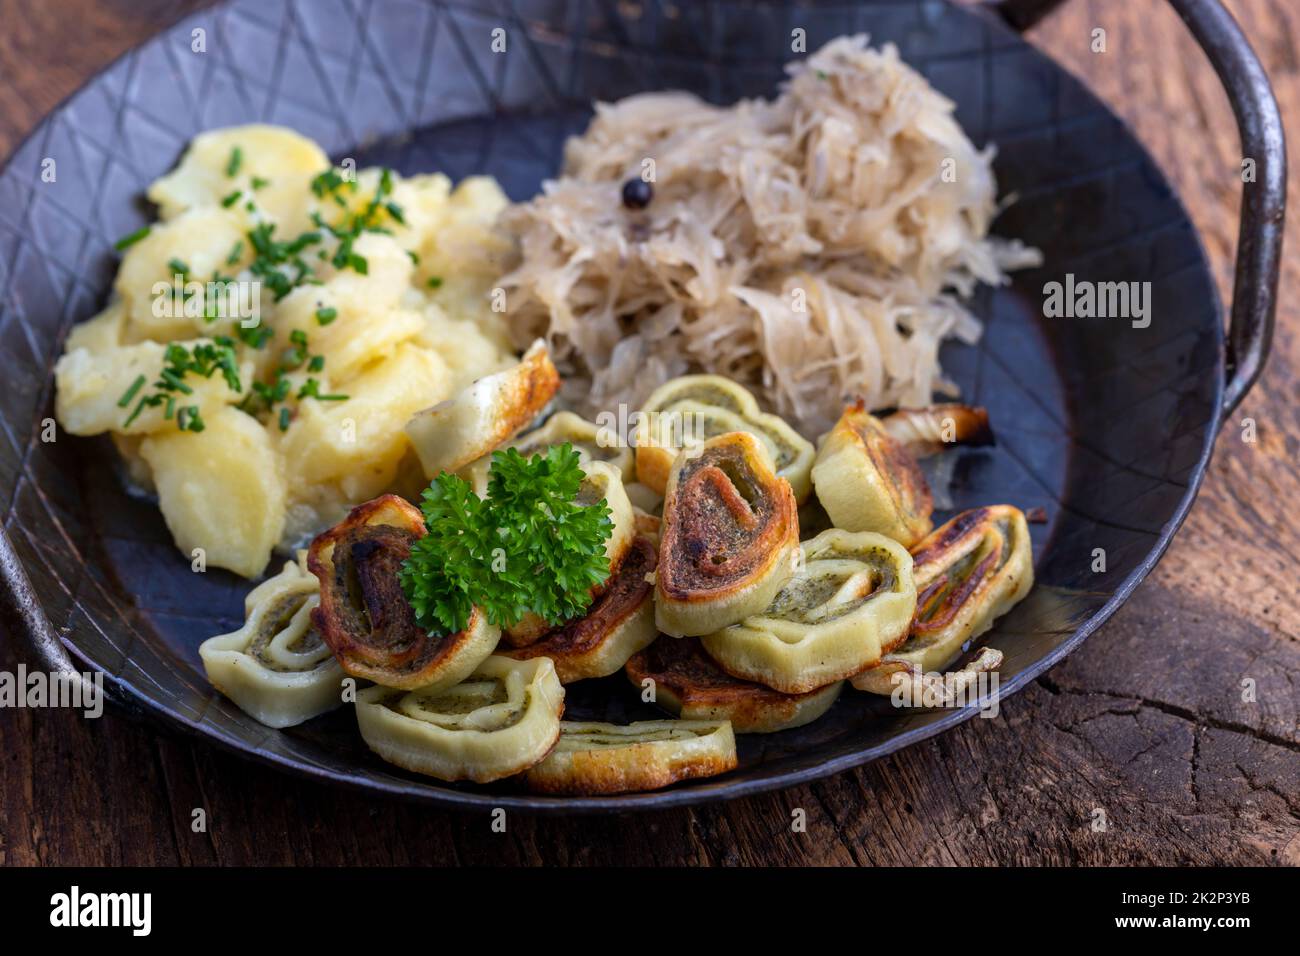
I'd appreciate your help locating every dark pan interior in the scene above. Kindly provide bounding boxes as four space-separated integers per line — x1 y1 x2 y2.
0 0 1221 811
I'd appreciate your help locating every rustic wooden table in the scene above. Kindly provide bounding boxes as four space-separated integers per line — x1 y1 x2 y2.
0 0 1295 866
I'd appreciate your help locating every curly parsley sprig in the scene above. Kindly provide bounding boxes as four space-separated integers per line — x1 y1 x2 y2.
398 445 614 637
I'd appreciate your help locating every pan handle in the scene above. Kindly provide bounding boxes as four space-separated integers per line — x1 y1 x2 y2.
992 0 1287 420
0 522 138 717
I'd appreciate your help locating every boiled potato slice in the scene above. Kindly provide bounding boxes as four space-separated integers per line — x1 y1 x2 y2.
147 124 330 227
271 234 422 383
420 176 512 291
54 338 251 436
416 303 513 392
115 207 250 342
64 301 125 354
281 342 450 502
140 406 286 577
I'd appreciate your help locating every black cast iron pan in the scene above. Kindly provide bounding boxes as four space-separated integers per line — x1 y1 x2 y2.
0 0 1284 812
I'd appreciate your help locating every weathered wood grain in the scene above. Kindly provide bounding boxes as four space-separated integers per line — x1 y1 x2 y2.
0 0 1295 866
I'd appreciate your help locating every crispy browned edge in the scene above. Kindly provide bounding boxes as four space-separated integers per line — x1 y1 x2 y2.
501 537 656 678
306 493 485 689
524 741 738 795
845 400 933 532
484 345 561 450
626 637 824 727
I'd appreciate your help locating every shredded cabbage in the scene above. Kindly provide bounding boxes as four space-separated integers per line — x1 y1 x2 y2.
498 35 1040 434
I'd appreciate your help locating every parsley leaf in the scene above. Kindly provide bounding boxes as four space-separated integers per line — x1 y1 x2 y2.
399 445 613 636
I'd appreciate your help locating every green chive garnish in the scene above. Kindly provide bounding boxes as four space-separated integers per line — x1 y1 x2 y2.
118 375 147 408
114 226 151 251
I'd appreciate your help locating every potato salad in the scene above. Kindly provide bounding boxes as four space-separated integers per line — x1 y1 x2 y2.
54 125 515 576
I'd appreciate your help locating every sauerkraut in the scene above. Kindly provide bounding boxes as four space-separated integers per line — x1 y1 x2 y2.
498 35 1039 434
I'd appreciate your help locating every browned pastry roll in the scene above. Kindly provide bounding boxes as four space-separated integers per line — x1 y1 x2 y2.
522 719 737 795
307 494 499 690
626 637 841 734
810 401 933 547
851 505 1032 698
500 536 658 683
655 431 800 637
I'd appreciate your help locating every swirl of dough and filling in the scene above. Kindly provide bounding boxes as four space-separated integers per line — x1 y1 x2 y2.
635 375 814 501
307 494 499 690
626 636 842 734
851 505 1032 698
701 529 917 694
463 410 633 496
200 555 344 728
502 536 658 682
655 431 800 637
356 655 564 783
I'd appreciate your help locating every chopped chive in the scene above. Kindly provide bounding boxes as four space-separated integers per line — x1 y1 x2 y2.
179 406 205 432
250 176 270 190
278 406 291 431
315 306 337 325
226 241 243 266
226 146 243 177
220 189 242 208
308 355 325 373
117 374 147 408
114 226 151 251
123 397 147 428
406 250 420 266
426 276 443 289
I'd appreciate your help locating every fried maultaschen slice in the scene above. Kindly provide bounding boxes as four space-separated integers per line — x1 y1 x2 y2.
405 339 560 479
499 460 637 648
852 505 1032 698
626 637 842 734
502 537 658 682
463 410 633 495
356 656 564 783
307 494 499 690
701 529 916 694
523 719 737 795
635 375 815 501
879 404 995 459
200 556 344 728
656 431 800 637
811 401 933 547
